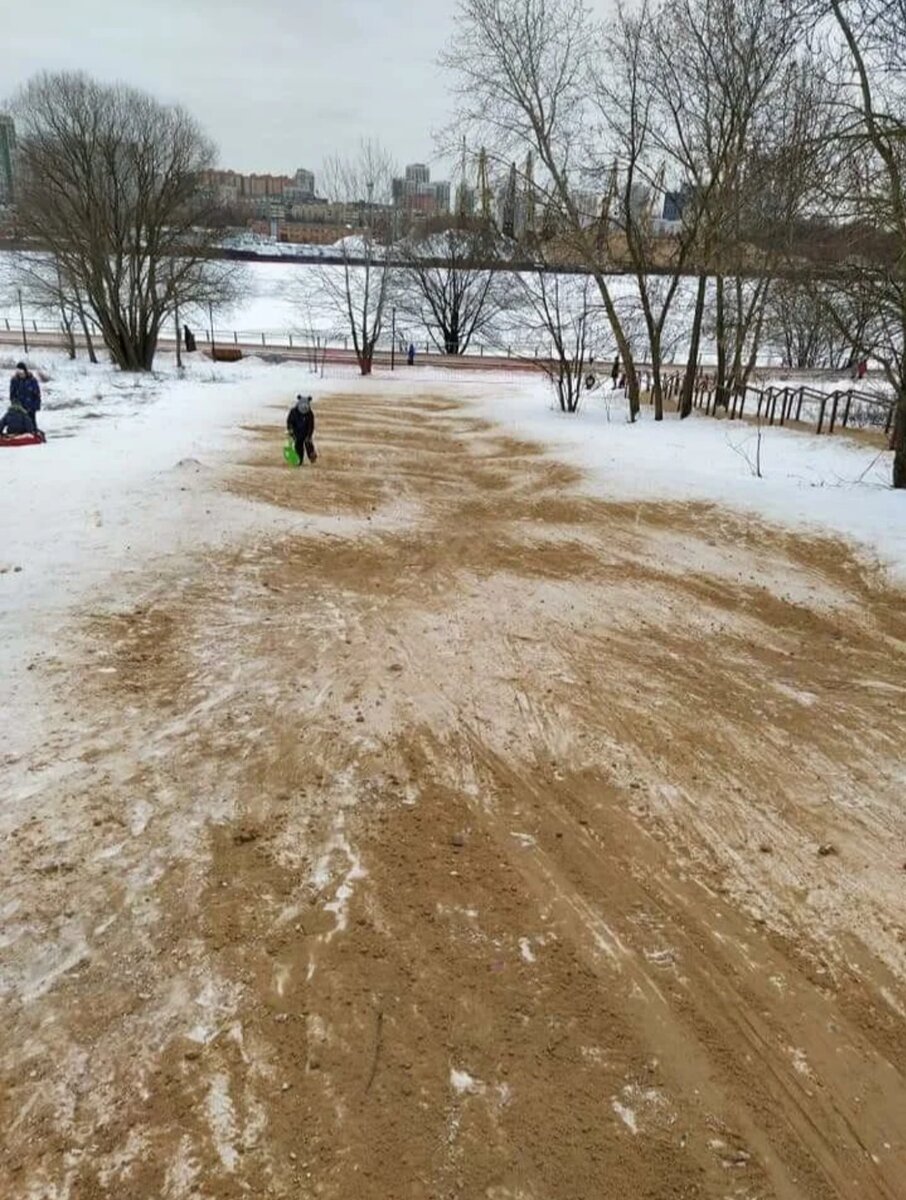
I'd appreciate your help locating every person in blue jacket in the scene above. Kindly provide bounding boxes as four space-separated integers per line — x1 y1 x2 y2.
0 400 37 436
10 363 41 427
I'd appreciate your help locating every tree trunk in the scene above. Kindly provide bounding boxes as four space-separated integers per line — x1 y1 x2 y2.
715 275 728 410
592 274 639 420
680 274 707 418
359 352 373 376
893 391 906 488
650 334 664 421
80 314 99 364
61 309 76 360
556 372 567 412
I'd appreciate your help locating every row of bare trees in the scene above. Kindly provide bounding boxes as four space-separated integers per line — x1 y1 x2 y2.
438 0 906 486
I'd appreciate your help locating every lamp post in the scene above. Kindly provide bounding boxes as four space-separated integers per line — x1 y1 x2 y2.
391 306 396 370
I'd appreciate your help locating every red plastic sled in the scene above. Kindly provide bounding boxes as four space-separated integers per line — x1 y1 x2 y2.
0 434 45 447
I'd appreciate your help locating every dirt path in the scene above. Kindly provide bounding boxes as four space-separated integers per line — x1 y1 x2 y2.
1 390 904 1200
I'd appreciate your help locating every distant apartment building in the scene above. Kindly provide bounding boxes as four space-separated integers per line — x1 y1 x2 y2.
392 163 451 218
286 168 316 201
201 168 295 206
0 114 16 206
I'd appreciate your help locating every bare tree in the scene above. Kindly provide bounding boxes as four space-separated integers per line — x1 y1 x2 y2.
643 0 807 416
296 141 396 376
11 71 242 371
394 219 511 355
590 0 709 420
514 268 605 412
14 251 100 362
442 0 648 420
803 0 906 485
763 278 857 370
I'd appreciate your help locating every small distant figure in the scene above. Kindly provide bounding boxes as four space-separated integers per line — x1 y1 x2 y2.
183 324 197 353
407 342 416 366
287 394 317 466
618 371 627 391
857 358 868 381
611 355 620 388
0 399 37 437
10 362 41 428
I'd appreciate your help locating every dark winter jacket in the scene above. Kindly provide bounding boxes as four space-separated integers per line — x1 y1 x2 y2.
0 402 37 436
287 399 314 442
10 373 41 417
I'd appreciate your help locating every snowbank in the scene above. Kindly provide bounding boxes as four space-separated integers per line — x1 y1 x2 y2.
461 375 905 582
0 351 317 729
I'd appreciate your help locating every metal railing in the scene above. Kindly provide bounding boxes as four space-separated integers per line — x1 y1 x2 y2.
689 378 895 436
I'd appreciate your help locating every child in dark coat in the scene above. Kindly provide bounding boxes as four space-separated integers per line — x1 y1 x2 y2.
287 395 317 465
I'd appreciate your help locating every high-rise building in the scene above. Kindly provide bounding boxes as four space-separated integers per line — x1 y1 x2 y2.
292 168 316 198
0 115 16 206
392 163 451 218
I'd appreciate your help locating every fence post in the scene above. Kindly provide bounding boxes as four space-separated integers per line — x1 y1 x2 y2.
816 395 827 434
289 333 293 349
841 390 853 428
3 319 8 332
796 387 805 422
738 391 747 418
234 331 238 345
779 388 788 426
768 390 778 426
828 392 840 433
261 332 266 347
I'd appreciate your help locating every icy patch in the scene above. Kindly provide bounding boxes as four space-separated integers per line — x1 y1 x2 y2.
324 847 366 939
612 1099 638 1133
774 682 818 706
206 1073 239 1172
450 1068 480 1095
518 937 536 963
162 1135 201 1198
790 1047 815 1079
21 936 90 1002
310 815 368 941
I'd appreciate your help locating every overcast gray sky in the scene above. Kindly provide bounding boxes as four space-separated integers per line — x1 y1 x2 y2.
4 0 462 181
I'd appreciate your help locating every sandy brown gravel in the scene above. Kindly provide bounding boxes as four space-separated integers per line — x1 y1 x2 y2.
1 389 904 1200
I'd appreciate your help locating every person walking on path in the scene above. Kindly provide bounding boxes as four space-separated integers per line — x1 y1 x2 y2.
10 363 41 428
183 325 197 353
407 343 416 366
611 355 620 388
287 394 317 466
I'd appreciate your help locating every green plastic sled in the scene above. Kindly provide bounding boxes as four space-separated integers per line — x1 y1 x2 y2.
283 438 301 467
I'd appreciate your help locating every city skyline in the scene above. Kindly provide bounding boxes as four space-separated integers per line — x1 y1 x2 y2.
3 0 461 175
